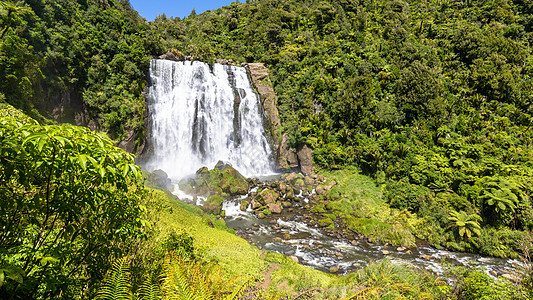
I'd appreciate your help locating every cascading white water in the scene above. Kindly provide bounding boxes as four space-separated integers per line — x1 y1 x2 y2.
144 59 275 179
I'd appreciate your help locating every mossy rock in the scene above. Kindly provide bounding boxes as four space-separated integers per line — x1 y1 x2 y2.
186 162 249 197
311 204 326 214
318 218 334 228
240 200 249 211
203 194 224 215
256 188 279 204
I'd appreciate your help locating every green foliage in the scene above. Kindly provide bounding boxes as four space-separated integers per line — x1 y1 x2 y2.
96 258 132 300
448 210 482 240
0 117 147 299
154 0 533 258
1 0 157 141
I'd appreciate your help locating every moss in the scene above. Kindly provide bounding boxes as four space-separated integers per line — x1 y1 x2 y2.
185 163 249 197
311 204 326 214
203 194 224 215
318 218 334 228
295 178 305 187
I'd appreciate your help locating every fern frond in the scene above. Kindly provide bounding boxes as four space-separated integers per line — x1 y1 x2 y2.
223 276 253 300
96 257 132 300
137 276 161 300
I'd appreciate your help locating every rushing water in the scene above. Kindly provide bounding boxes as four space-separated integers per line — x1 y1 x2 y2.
221 197 521 279
143 59 274 178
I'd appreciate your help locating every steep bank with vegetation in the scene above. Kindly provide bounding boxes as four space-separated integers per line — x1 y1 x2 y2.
0 104 477 299
152 0 533 258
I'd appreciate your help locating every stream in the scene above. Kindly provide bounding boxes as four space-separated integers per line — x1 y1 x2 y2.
173 182 521 280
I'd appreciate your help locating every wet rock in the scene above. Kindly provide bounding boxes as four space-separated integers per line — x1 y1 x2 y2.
251 199 262 209
329 265 339 273
283 233 291 240
285 250 295 256
489 270 498 277
316 186 326 196
181 163 249 196
397 247 406 252
269 219 278 225
257 189 279 204
257 212 265 219
268 203 282 214
274 237 282 243
406 250 412 254
282 201 292 208
290 255 299 263
420 255 432 260
382 250 390 255
240 200 249 211
202 195 224 215
304 176 315 186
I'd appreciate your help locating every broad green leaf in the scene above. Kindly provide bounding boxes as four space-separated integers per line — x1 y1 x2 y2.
78 155 88 171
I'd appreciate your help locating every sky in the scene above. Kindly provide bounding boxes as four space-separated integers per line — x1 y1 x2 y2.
129 0 236 21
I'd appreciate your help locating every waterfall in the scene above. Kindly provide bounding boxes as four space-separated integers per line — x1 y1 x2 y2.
143 59 275 179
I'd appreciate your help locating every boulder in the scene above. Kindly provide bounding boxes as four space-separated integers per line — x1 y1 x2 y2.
324 180 337 191
146 169 172 190
268 203 282 214
251 199 262 209
329 265 339 273
182 163 249 197
278 133 299 170
315 185 326 196
285 172 302 184
203 195 224 215
290 256 299 264
297 144 314 176
501 273 519 283
420 255 433 260
257 189 279 204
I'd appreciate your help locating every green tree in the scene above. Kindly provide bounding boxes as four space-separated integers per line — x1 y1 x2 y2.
0 117 147 299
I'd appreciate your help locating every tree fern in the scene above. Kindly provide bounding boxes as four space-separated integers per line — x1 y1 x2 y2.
448 210 482 239
96 257 133 300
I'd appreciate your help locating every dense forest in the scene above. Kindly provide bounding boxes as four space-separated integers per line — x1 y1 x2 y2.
2 0 533 298
153 0 533 258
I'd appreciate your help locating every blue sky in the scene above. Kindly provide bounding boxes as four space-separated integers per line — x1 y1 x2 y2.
129 0 236 21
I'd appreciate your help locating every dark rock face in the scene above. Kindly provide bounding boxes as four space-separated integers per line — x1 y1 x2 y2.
179 162 249 197
297 144 314 176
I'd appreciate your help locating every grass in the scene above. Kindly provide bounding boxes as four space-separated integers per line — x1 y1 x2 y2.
145 189 268 277
318 167 417 247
